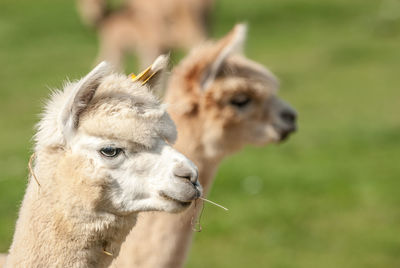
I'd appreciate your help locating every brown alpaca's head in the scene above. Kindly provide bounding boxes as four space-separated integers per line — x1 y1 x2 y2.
165 24 297 158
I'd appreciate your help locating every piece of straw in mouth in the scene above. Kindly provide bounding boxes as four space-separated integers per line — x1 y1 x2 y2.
191 200 204 232
199 197 228 211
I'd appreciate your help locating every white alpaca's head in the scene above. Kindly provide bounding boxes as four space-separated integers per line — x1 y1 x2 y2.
34 55 202 215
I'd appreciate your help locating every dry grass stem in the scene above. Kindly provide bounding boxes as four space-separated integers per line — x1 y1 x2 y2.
102 249 113 256
199 197 229 211
28 153 41 188
191 199 204 232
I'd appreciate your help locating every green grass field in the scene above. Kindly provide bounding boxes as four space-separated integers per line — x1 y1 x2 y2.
1 0 400 267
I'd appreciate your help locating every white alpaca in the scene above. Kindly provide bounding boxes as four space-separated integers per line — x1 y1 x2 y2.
0 254 6 267
4 56 202 268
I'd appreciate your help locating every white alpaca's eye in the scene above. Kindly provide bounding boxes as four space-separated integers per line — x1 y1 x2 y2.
100 147 122 158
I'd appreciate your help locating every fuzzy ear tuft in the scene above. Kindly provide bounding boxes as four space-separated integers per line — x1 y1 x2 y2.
61 61 112 141
200 23 248 90
150 54 169 75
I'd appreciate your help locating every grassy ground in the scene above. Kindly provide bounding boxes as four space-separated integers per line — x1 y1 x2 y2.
1 0 400 267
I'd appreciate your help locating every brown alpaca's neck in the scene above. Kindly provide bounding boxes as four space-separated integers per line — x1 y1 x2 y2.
112 123 226 268
171 112 225 191
182 152 221 194
6 153 137 268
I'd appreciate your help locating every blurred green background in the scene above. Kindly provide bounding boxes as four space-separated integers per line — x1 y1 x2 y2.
1 0 400 267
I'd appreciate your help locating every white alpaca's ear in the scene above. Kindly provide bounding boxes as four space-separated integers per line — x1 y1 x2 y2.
61 61 112 140
201 23 247 90
131 54 169 95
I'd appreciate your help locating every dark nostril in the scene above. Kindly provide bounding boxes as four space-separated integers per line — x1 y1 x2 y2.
280 110 297 124
173 165 198 184
175 174 191 180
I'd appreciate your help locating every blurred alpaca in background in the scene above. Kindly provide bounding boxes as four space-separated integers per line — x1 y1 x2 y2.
77 0 214 68
112 24 297 268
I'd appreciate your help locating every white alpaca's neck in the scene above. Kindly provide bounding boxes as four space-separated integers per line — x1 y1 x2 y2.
5 151 137 268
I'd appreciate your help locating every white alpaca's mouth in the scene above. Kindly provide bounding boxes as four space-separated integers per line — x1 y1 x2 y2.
158 191 195 207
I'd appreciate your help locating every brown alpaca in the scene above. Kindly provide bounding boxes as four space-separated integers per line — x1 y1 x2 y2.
112 24 297 268
4 56 202 268
77 0 213 68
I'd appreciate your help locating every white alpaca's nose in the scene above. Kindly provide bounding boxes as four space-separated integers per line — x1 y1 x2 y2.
172 162 199 185
160 145 202 200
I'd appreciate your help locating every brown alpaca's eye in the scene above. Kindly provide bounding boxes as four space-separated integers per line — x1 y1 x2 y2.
100 147 122 158
230 95 251 108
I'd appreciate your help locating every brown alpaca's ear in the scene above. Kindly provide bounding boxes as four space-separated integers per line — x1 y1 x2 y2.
200 23 247 90
61 61 112 140
131 54 169 96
